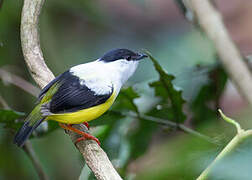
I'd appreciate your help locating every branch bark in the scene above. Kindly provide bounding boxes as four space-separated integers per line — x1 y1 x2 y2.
184 0 252 105
23 141 49 180
0 93 10 109
0 68 40 96
20 0 122 179
20 0 54 88
70 125 123 180
0 92 48 180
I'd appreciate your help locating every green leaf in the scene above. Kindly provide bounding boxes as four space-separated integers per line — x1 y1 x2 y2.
113 87 140 114
47 121 60 134
129 118 158 159
89 110 125 126
0 109 25 130
147 52 186 123
191 64 227 124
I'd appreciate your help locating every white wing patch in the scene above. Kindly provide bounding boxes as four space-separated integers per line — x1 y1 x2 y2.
79 78 113 95
70 62 113 95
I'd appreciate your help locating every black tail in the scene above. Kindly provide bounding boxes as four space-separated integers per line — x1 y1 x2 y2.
14 117 45 147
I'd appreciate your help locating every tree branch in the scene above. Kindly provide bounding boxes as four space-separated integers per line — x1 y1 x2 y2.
23 141 49 180
182 0 252 105
0 68 40 97
20 0 54 88
0 92 48 180
124 112 217 145
69 125 123 180
20 0 122 179
0 93 10 109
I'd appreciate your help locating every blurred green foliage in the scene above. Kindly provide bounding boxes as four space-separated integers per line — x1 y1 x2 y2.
208 136 252 180
148 52 186 123
191 63 228 125
0 109 24 130
0 0 252 180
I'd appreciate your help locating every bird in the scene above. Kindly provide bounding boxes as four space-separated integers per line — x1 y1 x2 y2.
14 48 147 147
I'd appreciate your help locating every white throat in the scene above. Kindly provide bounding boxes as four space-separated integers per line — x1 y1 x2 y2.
100 59 139 90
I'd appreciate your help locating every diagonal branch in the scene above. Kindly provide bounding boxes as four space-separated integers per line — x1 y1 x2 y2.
122 112 217 145
0 92 48 180
0 93 10 109
23 141 49 180
20 0 54 88
182 0 252 105
0 68 40 96
20 0 122 179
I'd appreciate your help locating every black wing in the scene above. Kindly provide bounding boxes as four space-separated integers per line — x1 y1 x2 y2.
40 71 113 114
38 73 64 101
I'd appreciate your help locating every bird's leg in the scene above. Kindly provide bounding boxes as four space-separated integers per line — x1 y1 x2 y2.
66 122 89 129
82 122 90 129
59 123 100 145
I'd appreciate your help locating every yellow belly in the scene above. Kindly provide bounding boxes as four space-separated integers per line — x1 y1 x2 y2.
46 91 116 124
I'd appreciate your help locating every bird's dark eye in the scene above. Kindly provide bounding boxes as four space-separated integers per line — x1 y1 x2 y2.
125 56 131 60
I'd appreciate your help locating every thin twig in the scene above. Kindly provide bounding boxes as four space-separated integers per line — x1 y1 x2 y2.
183 0 252 105
197 111 248 179
125 112 217 145
178 124 217 145
0 68 40 97
218 109 243 134
0 92 48 180
0 93 10 109
197 120 252 179
23 141 49 180
20 0 122 179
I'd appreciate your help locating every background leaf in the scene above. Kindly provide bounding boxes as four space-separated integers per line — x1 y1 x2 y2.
191 63 228 125
0 109 25 130
147 52 186 123
113 87 140 114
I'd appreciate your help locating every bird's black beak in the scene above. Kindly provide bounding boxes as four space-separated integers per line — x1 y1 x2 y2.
135 53 148 61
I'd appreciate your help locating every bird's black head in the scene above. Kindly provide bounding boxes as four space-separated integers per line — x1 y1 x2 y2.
100 49 147 62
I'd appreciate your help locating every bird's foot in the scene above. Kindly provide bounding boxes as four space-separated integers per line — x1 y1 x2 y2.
82 122 90 129
75 135 100 146
59 123 100 145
